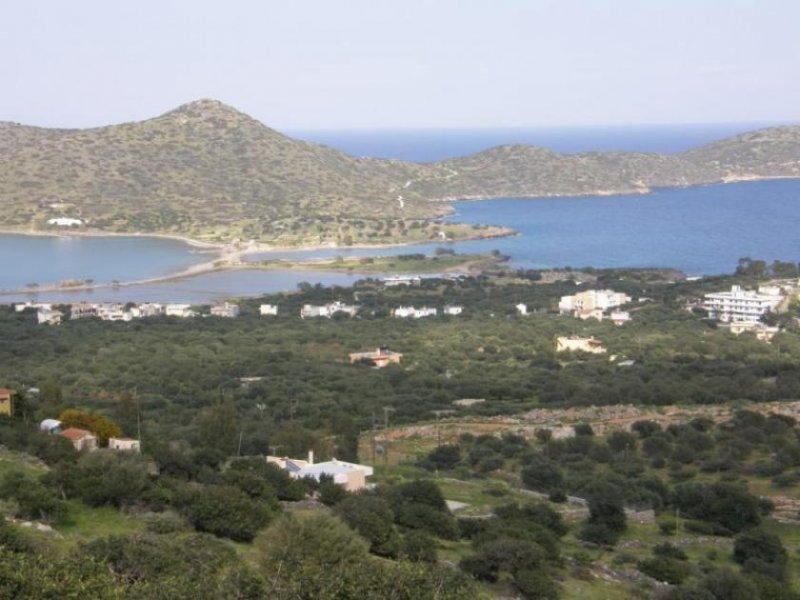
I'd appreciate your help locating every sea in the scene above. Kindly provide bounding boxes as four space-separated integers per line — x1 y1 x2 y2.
1 123 798 303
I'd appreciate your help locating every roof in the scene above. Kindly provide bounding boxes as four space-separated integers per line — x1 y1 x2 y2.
0 388 15 396
297 459 374 478
40 418 62 429
61 427 95 441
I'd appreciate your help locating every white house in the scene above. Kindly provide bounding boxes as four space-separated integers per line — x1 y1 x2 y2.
300 301 359 319
37 308 63 325
559 289 632 315
259 304 278 316
609 311 631 325
15 302 52 313
210 302 240 318
165 304 196 318
392 306 437 319
516 303 528 316
443 305 464 316
108 437 141 452
382 275 422 287
130 303 165 318
47 217 83 227
703 285 783 323
96 303 132 321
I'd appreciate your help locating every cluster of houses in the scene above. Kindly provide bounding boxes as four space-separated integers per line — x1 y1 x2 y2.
558 289 633 324
39 418 140 453
267 450 373 492
15 301 250 324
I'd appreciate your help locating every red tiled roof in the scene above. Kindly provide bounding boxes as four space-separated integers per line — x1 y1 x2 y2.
0 388 14 396
61 427 94 441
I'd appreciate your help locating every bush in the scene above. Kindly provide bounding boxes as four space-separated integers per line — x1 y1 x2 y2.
578 523 619 546
733 529 787 581
182 485 271 542
403 530 437 563
638 556 691 585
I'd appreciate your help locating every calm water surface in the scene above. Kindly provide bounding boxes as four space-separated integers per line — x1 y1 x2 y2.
3 123 800 303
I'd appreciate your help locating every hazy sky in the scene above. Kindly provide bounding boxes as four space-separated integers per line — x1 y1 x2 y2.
2 0 798 129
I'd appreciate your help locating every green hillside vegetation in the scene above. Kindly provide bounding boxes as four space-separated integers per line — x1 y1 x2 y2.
1 100 799 243
2 261 800 596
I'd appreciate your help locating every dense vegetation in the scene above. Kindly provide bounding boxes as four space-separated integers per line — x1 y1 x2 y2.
2 263 800 597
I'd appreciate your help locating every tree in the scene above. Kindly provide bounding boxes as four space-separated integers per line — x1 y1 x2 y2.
58 409 122 446
196 401 238 457
733 529 788 581
422 445 461 470
182 485 271 542
337 492 401 557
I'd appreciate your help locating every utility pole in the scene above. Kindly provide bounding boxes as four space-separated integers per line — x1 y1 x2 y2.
237 430 243 457
383 406 395 430
269 445 282 456
371 411 377 465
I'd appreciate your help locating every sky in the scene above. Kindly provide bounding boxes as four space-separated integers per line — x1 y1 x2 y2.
2 0 799 130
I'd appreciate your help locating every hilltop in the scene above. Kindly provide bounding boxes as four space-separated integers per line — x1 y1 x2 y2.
1 100 799 244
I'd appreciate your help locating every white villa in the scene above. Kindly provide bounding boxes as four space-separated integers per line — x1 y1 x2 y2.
165 303 196 318
703 285 783 323
516 303 528 316
609 311 632 325
47 217 83 227
382 275 422 287
559 289 632 317
268 451 373 492
259 304 278 316
37 308 63 325
108 437 141 452
300 301 360 319
392 306 438 319
210 302 240 318
443 305 464 316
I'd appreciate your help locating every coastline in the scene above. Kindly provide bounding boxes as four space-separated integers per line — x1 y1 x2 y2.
0 226 514 297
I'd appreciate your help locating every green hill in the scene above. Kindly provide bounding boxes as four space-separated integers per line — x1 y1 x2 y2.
1 100 798 244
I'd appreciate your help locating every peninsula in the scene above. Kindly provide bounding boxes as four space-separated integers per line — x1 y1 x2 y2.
1 99 799 247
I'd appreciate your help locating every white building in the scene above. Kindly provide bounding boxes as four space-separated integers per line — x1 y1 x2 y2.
609 311 631 326
516 303 528 316
703 285 783 323
300 301 359 319
15 302 52 313
392 306 437 319
130 303 165 318
47 217 83 227
559 289 632 315
108 437 141 452
210 302 240 318
443 305 464 316
382 275 422 287
259 304 278 316
165 304 196 318
37 308 63 325
96 303 132 321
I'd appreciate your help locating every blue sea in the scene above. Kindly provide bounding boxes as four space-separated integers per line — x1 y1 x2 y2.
1 124 798 303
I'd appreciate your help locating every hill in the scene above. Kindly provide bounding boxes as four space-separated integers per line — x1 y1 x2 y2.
1 100 799 244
